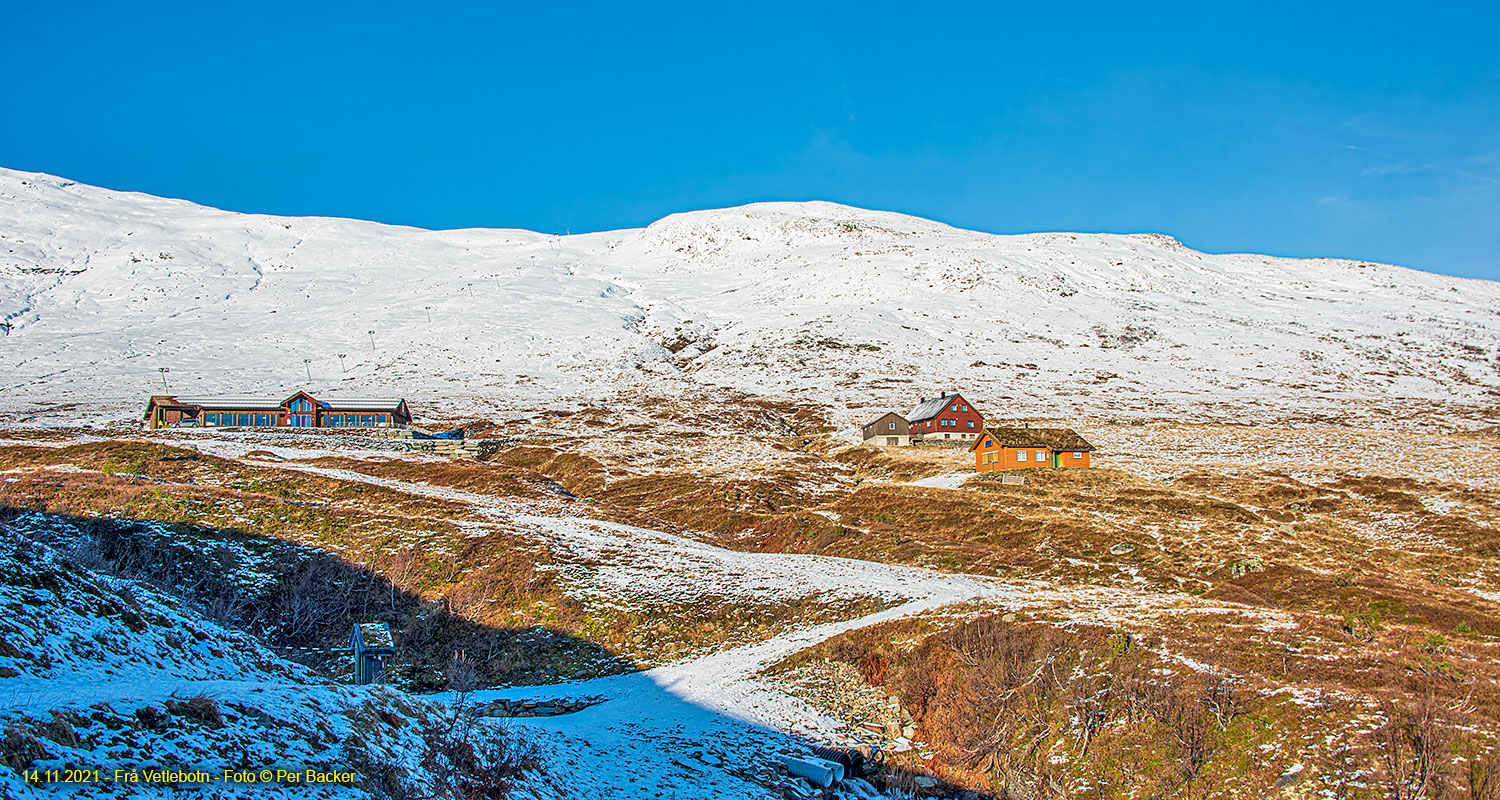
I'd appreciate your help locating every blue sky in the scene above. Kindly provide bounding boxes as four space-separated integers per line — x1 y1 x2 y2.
3 1 1497 280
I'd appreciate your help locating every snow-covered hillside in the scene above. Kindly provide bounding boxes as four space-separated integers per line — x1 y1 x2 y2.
3 166 1497 426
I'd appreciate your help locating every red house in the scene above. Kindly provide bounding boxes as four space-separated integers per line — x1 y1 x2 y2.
906 391 983 443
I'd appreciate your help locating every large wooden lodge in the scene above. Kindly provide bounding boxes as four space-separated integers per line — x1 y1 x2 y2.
860 390 1097 469
145 392 412 430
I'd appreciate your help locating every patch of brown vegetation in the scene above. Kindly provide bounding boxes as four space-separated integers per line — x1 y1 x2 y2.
782 610 1500 799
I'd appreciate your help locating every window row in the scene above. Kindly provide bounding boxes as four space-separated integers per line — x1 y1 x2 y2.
204 413 274 426
199 412 389 427
327 414 387 427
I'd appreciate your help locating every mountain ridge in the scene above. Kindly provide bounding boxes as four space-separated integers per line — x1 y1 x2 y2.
3 166 1498 427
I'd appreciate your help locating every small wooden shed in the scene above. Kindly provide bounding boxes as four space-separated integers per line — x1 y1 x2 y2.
350 622 396 685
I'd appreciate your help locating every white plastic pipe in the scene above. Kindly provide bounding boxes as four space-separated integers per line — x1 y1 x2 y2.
780 755 845 788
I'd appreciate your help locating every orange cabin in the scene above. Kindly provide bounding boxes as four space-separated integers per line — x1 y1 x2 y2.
970 426 1094 473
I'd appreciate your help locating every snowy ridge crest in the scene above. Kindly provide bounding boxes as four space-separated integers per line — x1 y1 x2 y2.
2 166 1498 425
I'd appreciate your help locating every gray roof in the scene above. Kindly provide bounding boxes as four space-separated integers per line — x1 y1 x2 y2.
907 392 967 423
159 394 406 413
321 397 406 412
171 396 286 410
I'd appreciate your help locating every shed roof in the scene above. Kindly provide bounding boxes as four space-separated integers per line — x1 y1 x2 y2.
863 411 907 428
907 392 968 423
970 426 1095 452
351 622 395 653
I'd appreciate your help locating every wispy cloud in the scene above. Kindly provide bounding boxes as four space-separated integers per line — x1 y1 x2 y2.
1344 144 1500 186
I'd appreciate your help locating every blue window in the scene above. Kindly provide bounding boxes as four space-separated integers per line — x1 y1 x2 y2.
254 414 270 426
205 413 217 425
362 414 374 427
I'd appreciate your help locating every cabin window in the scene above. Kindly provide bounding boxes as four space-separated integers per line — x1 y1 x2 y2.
204 413 217 425
888 422 895 430
967 420 975 428
1017 450 1027 462
926 421 931 428
985 439 993 447
1036 450 1046 462
961 405 967 411
1072 451 1082 459
950 404 957 411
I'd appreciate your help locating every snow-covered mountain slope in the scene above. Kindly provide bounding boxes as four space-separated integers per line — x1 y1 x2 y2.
3 166 1497 425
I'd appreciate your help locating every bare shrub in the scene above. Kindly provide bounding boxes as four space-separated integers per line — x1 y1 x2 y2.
1377 692 1452 800
0 727 50 775
1201 674 1246 730
448 651 478 695
36 712 81 748
133 706 169 732
1146 679 1218 796
1070 670 1114 760
422 653 543 800
1469 749 1500 800
165 694 224 728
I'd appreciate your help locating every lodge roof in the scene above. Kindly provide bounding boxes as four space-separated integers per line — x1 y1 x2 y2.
970 425 1095 452
907 391 968 423
322 397 407 412
171 395 286 410
155 394 407 413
